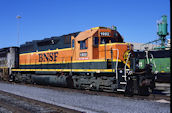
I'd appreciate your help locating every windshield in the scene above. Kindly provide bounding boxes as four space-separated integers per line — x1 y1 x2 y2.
100 37 116 44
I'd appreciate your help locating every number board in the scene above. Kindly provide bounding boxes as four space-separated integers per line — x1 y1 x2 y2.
80 52 87 57
100 32 110 36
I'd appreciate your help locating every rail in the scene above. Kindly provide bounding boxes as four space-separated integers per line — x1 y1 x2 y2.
145 51 157 73
145 51 149 64
150 54 157 72
112 49 119 80
124 53 131 81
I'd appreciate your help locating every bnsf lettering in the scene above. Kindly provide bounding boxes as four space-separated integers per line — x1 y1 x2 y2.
39 52 58 62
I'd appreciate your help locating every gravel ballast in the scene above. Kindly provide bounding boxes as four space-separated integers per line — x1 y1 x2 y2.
0 82 170 113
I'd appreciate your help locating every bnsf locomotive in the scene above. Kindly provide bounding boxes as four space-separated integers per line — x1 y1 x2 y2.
0 27 156 96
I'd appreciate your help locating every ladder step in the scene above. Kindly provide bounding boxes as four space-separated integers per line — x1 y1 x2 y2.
117 89 125 92
103 89 113 92
122 75 126 77
120 82 127 84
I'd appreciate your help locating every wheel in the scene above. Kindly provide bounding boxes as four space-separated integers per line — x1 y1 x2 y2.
138 86 150 96
124 78 134 97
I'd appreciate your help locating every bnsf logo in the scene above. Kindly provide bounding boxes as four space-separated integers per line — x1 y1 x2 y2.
39 52 58 62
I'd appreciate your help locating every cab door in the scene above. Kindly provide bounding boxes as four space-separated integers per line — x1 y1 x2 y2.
93 37 99 59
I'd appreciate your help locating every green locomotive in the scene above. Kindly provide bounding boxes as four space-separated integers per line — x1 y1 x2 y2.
136 15 170 83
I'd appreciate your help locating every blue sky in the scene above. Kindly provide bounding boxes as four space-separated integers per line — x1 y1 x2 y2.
0 0 170 48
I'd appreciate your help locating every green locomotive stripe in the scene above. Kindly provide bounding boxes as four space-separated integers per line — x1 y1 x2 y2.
18 61 125 71
19 59 122 65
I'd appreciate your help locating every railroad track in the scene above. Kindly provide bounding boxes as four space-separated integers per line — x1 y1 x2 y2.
0 90 82 113
30 82 169 101
153 82 170 96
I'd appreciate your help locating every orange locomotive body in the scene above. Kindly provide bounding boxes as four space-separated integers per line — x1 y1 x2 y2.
12 27 136 93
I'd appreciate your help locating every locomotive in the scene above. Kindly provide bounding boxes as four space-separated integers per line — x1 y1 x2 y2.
0 47 19 80
136 15 171 83
0 27 156 96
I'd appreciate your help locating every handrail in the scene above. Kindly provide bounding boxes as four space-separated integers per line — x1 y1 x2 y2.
150 54 156 71
145 51 149 64
112 49 119 80
124 53 131 81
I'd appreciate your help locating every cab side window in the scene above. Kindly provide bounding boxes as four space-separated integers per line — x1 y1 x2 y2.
80 40 87 49
72 39 75 48
93 37 99 46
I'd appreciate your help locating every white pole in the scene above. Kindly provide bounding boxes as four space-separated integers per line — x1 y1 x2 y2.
16 15 21 46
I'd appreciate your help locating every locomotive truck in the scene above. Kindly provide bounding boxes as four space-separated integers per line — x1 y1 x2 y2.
0 27 156 96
